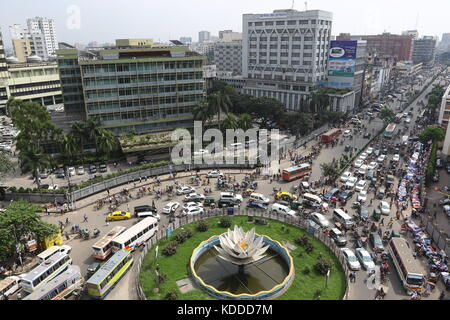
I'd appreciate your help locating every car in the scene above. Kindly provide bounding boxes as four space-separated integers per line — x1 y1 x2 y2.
162 202 180 214
443 205 450 215
220 192 243 203
207 170 223 178
99 163 107 173
392 154 400 162
338 189 354 201
183 202 204 210
271 203 296 216
351 118 362 125
249 193 270 205
446 164 450 174
355 248 375 271
134 205 160 221
322 188 340 202
184 193 206 202
345 177 358 189
193 149 209 156
300 181 311 192
379 201 391 215
358 207 370 221
363 132 371 139
330 228 347 247
341 248 361 271
377 155 387 163
354 159 364 168
107 211 132 221
343 130 352 137
247 201 268 210
48 185 59 190
39 170 49 179
359 153 368 161
367 162 378 171
402 112 408 118
357 190 368 203
218 198 241 208
275 192 298 202
86 262 102 278
310 212 329 228
373 149 380 157
340 172 352 183
176 186 196 195
76 166 85 175
366 147 374 155
56 168 65 178
436 159 444 168
357 165 368 177
370 233 384 252
355 180 367 192
89 164 97 174
183 206 204 215
405 117 411 124
433 171 439 182
67 167 76 177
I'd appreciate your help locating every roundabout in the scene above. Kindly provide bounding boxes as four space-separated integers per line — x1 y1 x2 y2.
138 215 347 300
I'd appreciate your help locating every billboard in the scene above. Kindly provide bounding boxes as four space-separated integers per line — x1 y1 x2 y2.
328 40 357 77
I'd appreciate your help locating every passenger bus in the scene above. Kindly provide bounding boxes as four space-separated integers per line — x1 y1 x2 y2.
86 249 133 299
37 245 71 264
282 164 312 182
23 265 83 300
92 226 126 261
384 123 397 139
20 252 72 294
0 276 21 300
110 217 158 252
388 238 425 293
394 113 403 124
321 128 342 143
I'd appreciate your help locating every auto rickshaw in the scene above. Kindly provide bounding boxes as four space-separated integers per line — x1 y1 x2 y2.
290 201 302 210
203 197 216 207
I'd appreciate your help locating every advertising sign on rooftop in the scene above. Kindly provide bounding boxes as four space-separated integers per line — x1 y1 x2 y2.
328 40 357 78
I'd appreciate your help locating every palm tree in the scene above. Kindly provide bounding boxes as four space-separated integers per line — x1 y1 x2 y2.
192 99 212 126
223 113 238 130
59 133 78 162
83 117 103 151
97 128 118 156
208 91 231 131
237 113 253 131
19 145 50 188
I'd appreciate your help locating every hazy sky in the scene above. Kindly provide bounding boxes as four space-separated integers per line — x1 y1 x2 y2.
1 0 449 49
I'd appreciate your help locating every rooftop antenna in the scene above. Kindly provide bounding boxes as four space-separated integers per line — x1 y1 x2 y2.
291 0 295 10
305 1 308 11
415 12 419 31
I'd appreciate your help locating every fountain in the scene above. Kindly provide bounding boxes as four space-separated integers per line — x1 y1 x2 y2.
190 225 295 300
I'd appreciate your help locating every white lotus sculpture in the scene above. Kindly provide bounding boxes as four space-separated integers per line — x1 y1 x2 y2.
214 225 269 265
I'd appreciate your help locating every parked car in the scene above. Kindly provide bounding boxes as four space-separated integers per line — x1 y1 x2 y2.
355 248 375 270
370 233 384 252
341 248 361 271
76 166 85 175
310 212 329 228
89 164 97 174
68 167 76 177
446 164 450 174
433 171 440 182
162 202 180 214
99 163 107 173
207 170 223 178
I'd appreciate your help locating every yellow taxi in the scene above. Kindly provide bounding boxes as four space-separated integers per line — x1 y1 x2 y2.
275 192 298 202
106 211 132 221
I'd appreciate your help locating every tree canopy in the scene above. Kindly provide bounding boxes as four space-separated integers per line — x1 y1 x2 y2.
378 107 395 123
419 126 445 144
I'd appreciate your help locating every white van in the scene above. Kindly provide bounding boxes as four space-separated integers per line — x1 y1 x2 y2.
249 193 270 205
220 192 243 203
271 203 296 216
0 276 21 300
37 245 72 264
303 193 329 209
402 136 409 146
333 209 354 229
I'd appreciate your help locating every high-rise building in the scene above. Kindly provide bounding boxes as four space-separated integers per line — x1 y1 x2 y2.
242 9 333 110
219 30 242 42
26 17 58 60
412 36 436 65
337 33 413 62
57 41 207 135
402 30 419 40
199 31 211 43
439 33 450 52
0 31 9 108
180 37 192 45
214 40 242 76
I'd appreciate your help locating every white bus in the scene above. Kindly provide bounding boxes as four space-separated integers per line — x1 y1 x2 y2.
110 217 158 252
20 252 72 294
388 238 425 293
37 245 72 264
92 226 126 261
0 276 21 300
23 265 83 300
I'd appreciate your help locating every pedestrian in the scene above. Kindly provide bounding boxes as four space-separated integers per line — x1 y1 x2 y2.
396 211 400 220
65 217 70 225
107 188 110 196
434 211 437 219
83 214 88 223
380 218 385 226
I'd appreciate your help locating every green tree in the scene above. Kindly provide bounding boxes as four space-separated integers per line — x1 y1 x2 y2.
192 99 212 126
379 107 395 123
320 162 340 182
0 152 14 183
96 128 118 156
0 200 58 264
208 91 232 131
223 113 238 130
419 126 445 144
18 145 50 188
237 113 253 131
310 89 329 113
59 133 78 162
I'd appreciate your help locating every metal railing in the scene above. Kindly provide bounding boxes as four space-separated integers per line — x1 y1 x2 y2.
134 209 350 300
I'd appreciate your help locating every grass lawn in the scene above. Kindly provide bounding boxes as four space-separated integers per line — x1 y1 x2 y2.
139 216 347 300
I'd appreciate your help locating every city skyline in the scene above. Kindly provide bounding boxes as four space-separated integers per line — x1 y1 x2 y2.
0 0 449 50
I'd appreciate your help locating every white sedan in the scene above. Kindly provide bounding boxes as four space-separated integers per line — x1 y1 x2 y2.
354 159 364 168
367 162 378 171
207 170 224 178
379 201 391 215
346 177 358 189
359 153 368 161
377 155 387 163
357 190 368 203
183 202 204 210
184 193 206 202
366 147 374 155
355 248 375 271
76 166 85 175
176 186 195 195
393 154 400 162
341 248 361 271
405 118 411 124
310 212 329 228
162 202 180 214
183 206 204 215
340 172 352 183
355 180 367 192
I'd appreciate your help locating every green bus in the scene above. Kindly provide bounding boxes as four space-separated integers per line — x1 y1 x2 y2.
86 249 133 299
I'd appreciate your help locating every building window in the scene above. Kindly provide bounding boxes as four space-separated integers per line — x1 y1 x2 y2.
276 21 285 25
287 20 296 25
265 21 273 26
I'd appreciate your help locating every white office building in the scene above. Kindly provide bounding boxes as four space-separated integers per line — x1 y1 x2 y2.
214 40 242 75
199 31 211 43
26 17 58 60
242 9 333 110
